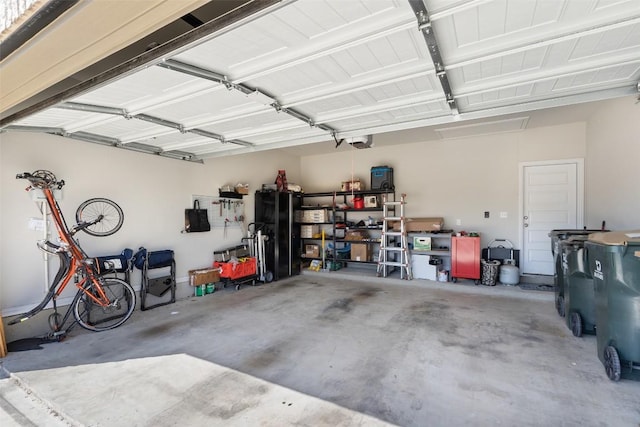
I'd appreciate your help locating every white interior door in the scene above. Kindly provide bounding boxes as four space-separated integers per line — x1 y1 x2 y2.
521 161 582 275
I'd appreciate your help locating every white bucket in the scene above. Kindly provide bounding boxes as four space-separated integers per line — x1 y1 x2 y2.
437 270 449 282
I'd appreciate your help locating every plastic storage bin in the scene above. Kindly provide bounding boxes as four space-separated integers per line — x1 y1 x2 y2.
561 237 596 337
549 229 605 317
585 230 640 381
371 166 394 190
214 257 257 280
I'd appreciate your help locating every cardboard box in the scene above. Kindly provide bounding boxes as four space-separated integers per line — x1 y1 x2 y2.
350 243 370 262
345 229 369 241
188 268 221 286
301 225 320 238
341 180 362 191
305 244 320 258
297 209 329 223
393 217 444 232
413 236 432 251
235 184 249 195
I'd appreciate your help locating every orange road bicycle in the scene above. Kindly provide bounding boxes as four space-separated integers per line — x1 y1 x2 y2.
9 170 136 338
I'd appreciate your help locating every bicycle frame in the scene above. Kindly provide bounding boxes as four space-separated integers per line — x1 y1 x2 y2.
9 185 112 328
42 186 111 305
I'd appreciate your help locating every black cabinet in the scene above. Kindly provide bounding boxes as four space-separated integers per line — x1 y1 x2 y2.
254 191 301 281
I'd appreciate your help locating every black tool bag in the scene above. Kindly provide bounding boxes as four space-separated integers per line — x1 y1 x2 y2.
185 199 210 232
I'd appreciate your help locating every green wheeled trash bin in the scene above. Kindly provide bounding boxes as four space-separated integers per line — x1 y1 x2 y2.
585 230 640 382
561 237 596 337
550 229 605 318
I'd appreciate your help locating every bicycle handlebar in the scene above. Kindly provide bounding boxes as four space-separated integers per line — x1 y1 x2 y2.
37 240 66 254
16 171 65 190
71 215 104 235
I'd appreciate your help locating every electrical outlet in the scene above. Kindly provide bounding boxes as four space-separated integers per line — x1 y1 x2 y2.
500 211 508 218
456 219 461 226
484 211 490 218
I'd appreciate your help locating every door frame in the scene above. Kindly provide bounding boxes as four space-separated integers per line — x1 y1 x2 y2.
518 158 585 274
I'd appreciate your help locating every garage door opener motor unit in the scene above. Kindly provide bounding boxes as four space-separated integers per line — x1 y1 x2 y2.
371 166 394 190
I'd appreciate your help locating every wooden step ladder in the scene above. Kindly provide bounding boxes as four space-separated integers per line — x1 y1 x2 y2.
376 193 412 279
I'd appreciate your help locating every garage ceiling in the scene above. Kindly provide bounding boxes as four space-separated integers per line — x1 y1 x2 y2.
2 0 639 161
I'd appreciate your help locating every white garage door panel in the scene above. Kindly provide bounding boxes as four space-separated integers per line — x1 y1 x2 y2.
434 0 639 61
74 67 217 111
244 127 329 146
238 28 428 100
143 132 211 151
83 117 166 142
143 90 266 127
324 101 449 131
197 112 300 137
174 0 409 78
14 108 108 131
571 23 640 61
4 0 639 160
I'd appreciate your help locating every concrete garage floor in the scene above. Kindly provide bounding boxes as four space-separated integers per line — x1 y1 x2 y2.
1 274 639 426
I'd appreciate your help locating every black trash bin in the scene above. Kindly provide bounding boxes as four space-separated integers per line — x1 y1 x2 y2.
585 230 640 382
549 229 605 318
561 237 596 337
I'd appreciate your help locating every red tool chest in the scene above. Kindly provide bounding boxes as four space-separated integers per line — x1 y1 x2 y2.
451 236 481 284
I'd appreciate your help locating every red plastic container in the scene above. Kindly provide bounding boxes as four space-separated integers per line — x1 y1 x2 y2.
352 197 364 209
214 257 256 280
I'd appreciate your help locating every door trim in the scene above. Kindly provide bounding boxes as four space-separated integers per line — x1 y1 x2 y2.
518 158 584 273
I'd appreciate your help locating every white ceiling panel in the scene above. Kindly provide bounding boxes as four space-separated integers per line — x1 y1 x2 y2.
3 0 639 160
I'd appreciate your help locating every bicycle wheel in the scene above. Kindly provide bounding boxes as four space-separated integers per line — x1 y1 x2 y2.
75 198 124 237
73 278 136 332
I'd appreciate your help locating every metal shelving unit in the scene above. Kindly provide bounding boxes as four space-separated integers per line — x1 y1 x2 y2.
297 189 395 271
409 231 453 270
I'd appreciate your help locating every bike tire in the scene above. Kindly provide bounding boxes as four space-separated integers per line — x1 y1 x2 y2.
75 198 124 237
73 278 136 332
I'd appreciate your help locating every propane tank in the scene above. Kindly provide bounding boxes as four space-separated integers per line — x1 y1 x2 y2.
499 259 520 285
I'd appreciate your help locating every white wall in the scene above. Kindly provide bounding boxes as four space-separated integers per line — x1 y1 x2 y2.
0 132 300 321
585 96 640 229
2 97 638 339
300 122 587 249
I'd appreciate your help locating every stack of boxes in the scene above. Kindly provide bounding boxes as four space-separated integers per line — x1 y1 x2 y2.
299 208 329 260
189 268 220 296
296 208 329 223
